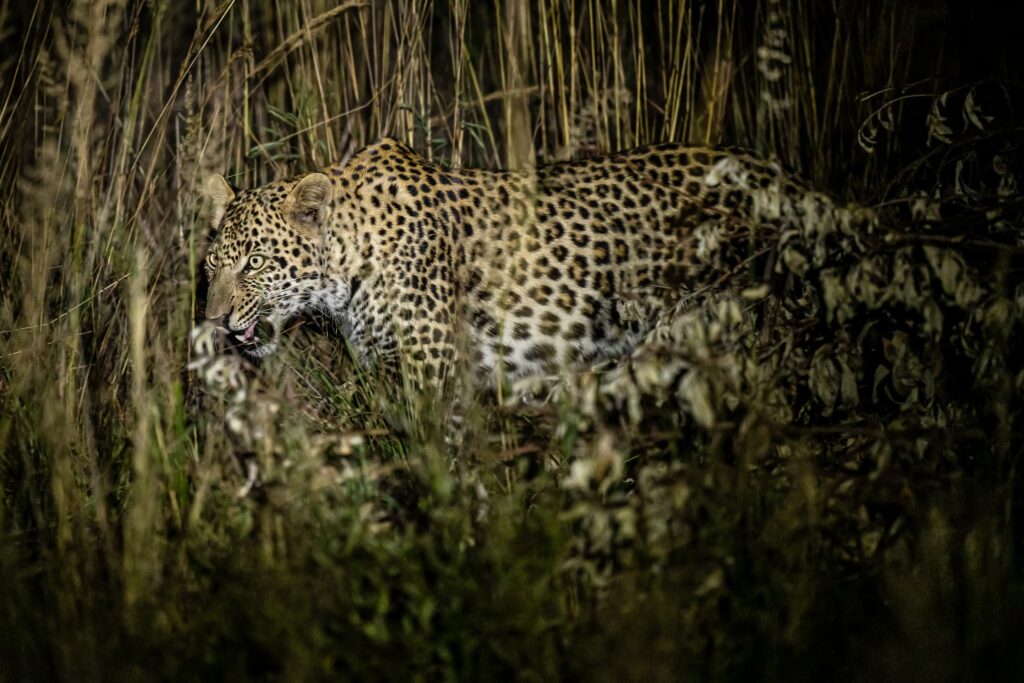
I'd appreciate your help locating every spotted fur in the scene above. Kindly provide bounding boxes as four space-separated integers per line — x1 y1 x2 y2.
204 137 806 384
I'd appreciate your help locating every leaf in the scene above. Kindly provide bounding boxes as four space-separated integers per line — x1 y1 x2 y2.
924 246 960 298
741 284 771 301
878 104 896 132
782 246 809 276
963 88 993 132
926 94 953 146
953 159 980 198
857 120 878 154
809 346 839 415
839 358 859 408
872 365 890 404
820 269 850 322
909 192 942 221
678 371 715 429
923 300 943 336
982 298 1011 338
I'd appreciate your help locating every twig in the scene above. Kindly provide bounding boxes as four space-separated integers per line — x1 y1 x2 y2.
0 273 129 334
251 1 369 77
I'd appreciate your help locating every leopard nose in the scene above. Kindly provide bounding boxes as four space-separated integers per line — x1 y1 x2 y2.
205 305 233 324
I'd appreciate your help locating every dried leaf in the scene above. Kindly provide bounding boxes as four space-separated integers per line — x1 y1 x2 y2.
809 346 840 414
926 94 953 146
963 88 993 132
678 371 715 429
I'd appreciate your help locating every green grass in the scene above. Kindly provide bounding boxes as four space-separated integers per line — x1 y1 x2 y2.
1 1 1024 681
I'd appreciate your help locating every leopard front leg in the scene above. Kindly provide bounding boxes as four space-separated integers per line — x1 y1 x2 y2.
395 294 457 389
390 237 460 391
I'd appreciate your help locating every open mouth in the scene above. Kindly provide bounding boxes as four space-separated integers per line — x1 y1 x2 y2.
229 318 275 353
209 317 280 359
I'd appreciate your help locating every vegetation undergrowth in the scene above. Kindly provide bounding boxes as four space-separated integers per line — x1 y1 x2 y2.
1 1 1023 681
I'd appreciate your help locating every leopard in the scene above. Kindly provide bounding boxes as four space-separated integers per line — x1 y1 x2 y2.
203 137 812 388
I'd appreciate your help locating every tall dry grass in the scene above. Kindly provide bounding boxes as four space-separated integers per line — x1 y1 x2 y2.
1 0 1023 680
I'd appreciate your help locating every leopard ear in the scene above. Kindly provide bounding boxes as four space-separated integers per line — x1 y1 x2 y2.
288 172 333 231
205 174 235 227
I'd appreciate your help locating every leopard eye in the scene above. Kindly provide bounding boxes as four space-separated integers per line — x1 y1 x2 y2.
246 254 267 272
206 252 219 268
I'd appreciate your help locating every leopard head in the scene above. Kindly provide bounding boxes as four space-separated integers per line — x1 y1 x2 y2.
203 172 333 357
